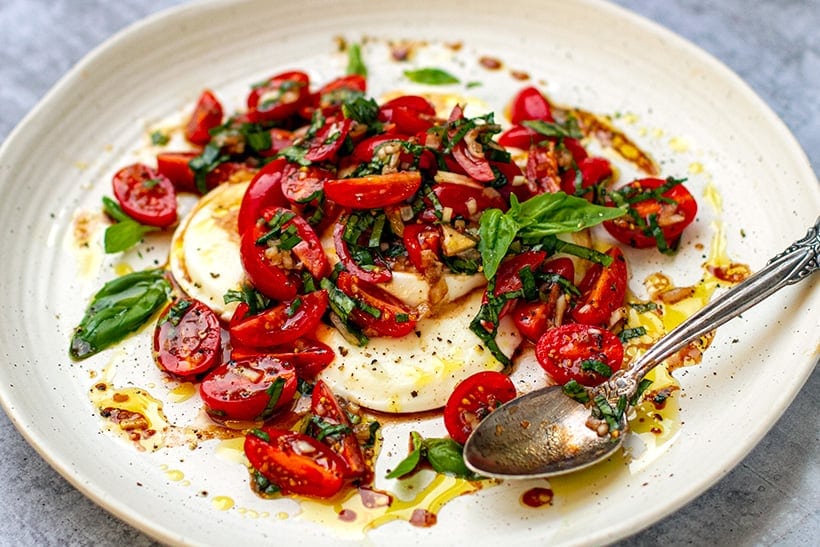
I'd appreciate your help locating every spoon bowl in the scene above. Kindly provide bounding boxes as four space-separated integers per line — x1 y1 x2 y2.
464 217 820 479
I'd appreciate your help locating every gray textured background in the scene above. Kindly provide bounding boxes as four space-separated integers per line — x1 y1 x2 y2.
1 0 818 545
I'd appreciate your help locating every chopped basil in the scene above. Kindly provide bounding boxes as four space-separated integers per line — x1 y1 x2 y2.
189 142 229 194
285 297 302 317
629 301 658 313
257 377 286 421
70 269 171 360
342 96 380 125
150 130 170 146
580 359 613 378
309 415 352 441
619 326 647 342
251 469 281 496
162 299 192 327
248 428 271 443
346 43 368 77
223 285 271 315
364 421 381 448
403 67 459 85
562 380 590 404
630 379 653 406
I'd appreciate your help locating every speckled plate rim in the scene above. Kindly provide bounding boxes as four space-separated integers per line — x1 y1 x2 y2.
0 0 818 545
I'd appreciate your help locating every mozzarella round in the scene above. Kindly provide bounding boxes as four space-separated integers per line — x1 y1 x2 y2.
169 181 249 321
316 290 521 413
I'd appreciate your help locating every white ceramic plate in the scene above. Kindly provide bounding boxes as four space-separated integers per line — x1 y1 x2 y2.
1 0 818 545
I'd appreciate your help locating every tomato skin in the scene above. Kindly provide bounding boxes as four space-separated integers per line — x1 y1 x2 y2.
153 299 221 377
280 163 335 205
333 218 392 284
239 230 300 302
510 86 554 124
443 371 517 444
336 271 417 337
112 163 177 227
513 301 552 343
561 156 613 198
403 223 442 272
571 247 628 326
230 337 334 379
378 95 436 134
526 143 562 193
535 323 624 387
237 158 289 234
250 206 329 280
304 118 353 163
247 71 311 123
244 427 346 498
324 171 422 209
199 356 297 421
497 124 539 150
185 89 223 145
229 290 328 349
310 380 368 480
156 152 247 193
603 177 698 249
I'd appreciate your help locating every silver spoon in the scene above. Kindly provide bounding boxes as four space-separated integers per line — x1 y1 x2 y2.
463 217 820 479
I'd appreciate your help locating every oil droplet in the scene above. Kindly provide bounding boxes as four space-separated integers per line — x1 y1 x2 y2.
276 512 289 520
114 262 133 276
652 127 664 138
168 382 197 403
668 136 689 152
212 496 235 511
703 181 723 213
620 112 639 124
166 469 185 482
688 161 704 175
215 437 247 465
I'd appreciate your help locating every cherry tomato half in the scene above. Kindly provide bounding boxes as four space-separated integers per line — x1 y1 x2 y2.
200 356 297 421
402 223 442 272
244 427 346 498
112 163 177 227
247 71 311 124
185 89 223 145
280 163 334 205
324 171 422 209
310 380 368 480
378 95 436 134
443 371 517 445
570 247 628 326
229 290 328 349
509 86 554 124
535 323 624 387
156 152 248 194
304 118 353 163
237 158 289 235
153 299 221 377
603 177 698 250
230 334 334 379
333 217 392 284
425 182 507 221
336 271 417 337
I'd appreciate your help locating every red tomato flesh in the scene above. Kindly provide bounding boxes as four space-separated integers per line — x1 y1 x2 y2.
185 89 223 145
443 371 517 445
324 171 421 209
112 163 177 227
571 247 628 326
535 323 624 387
153 299 221 377
310 380 368 480
229 290 328 349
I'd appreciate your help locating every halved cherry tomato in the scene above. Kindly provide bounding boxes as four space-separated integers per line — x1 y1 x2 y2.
156 152 248 193
200 356 297 421
535 323 624 386
229 290 328 348
378 95 436 134
603 177 698 250
237 158 288 234
185 89 223 145
497 124 540 150
513 300 553 343
247 70 311 123
231 337 334 379
309 380 368 480
112 163 177 227
571 247 628 326
258 128 296 157
153 299 221 377
324 171 422 209
310 74 367 116
443 371 517 444
333 217 392 283
561 156 612 199
509 86 554 124
336 271 417 337
493 250 548 296
304 118 353 163
543 256 576 283
244 427 346 498
280 163 334 205
403 223 442 272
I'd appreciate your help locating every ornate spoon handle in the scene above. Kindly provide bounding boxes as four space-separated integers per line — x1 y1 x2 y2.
603 216 820 400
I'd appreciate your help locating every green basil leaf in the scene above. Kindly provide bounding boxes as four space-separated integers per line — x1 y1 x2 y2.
404 68 460 85
385 431 425 479
477 208 519 279
150 130 170 146
423 438 480 479
70 269 171 360
346 43 368 77
101 196 130 223
103 219 158 253
522 118 583 139
515 192 625 237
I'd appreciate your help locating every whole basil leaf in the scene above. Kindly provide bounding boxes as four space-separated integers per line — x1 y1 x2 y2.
522 118 583 139
423 438 480 479
347 43 367 77
103 220 158 253
404 68 459 85
385 431 424 479
70 269 171 360
477 208 520 279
